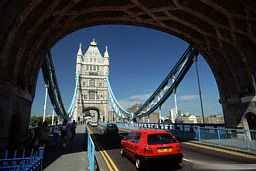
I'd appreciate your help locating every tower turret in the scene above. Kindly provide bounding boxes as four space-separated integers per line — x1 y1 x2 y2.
76 43 83 63
76 43 83 74
103 46 109 58
103 46 109 67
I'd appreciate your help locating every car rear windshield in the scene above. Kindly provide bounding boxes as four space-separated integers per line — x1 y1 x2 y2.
147 133 176 145
107 124 117 128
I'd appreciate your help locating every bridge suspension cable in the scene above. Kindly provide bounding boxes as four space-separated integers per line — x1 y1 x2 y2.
67 73 80 118
107 78 132 119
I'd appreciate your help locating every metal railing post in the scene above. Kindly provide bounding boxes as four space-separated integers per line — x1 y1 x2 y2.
198 126 201 141
244 129 251 151
217 128 221 145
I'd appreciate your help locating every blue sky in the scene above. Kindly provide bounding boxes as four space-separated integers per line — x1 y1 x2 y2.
31 25 222 117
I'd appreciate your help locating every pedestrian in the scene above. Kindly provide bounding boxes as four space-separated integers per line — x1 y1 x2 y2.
61 119 68 148
71 120 76 140
52 120 60 147
32 121 42 148
40 121 50 147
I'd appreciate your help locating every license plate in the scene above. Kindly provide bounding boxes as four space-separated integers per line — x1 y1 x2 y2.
157 148 172 152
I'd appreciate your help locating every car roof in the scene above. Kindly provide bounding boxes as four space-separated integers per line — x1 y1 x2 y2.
107 123 116 125
130 129 170 134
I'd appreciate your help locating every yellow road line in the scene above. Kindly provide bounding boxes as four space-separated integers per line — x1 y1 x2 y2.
99 150 114 171
102 150 120 171
87 126 120 171
183 142 256 159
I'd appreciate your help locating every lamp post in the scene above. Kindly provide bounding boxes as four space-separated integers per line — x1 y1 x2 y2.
172 75 178 122
159 105 162 123
43 84 49 122
51 109 55 125
194 56 205 124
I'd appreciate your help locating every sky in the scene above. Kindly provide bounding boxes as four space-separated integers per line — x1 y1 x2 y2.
31 25 222 117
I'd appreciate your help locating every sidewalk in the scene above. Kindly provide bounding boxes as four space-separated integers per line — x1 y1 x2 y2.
44 125 88 171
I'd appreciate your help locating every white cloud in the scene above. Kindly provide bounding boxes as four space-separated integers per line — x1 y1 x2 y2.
179 95 199 101
118 93 151 108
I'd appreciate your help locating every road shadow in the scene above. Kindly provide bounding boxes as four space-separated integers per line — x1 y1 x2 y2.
123 154 183 171
43 132 87 169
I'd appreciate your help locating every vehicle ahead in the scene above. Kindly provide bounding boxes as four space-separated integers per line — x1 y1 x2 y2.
120 129 182 170
102 123 119 135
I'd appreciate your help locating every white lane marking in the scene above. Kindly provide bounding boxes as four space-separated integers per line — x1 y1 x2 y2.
183 158 193 162
198 164 256 170
183 158 256 170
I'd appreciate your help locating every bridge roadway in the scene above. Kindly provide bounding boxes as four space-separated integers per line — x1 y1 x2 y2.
90 126 256 171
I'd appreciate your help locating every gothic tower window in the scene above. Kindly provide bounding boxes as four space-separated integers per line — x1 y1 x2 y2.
89 79 95 87
89 90 95 100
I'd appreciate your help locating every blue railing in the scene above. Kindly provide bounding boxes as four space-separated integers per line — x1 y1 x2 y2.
87 129 95 171
0 147 44 171
116 122 256 154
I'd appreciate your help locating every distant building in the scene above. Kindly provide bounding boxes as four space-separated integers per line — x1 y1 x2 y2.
205 114 224 124
139 112 160 123
175 114 198 124
197 114 224 124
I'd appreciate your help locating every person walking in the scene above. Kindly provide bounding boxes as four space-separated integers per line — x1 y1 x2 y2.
40 121 50 147
71 120 77 141
52 120 60 147
61 119 68 148
32 121 42 148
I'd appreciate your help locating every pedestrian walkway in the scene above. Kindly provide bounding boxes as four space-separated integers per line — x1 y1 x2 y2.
44 125 88 171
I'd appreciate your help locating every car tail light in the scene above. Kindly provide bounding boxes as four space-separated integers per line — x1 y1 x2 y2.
144 146 153 153
176 144 182 152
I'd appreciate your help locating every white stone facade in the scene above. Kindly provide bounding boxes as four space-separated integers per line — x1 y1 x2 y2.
73 39 109 121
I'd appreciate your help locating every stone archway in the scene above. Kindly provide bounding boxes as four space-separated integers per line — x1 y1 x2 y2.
1 1 256 144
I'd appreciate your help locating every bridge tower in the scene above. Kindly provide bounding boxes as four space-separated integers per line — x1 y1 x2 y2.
73 39 109 122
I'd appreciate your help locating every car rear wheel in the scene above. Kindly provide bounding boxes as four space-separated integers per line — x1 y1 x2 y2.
120 148 124 157
135 158 143 170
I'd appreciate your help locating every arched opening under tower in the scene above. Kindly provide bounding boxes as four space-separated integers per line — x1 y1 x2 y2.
32 25 222 126
82 106 100 124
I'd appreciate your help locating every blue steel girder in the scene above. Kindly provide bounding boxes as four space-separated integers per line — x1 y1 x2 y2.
134 46 193 115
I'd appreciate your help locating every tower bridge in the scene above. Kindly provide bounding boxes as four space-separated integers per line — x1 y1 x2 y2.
73 39 109 122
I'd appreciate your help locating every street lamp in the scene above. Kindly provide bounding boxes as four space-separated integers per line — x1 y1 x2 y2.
194 56 205 124
43 84 49 122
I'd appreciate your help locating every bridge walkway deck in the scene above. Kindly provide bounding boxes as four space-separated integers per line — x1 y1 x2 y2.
43 125 88 171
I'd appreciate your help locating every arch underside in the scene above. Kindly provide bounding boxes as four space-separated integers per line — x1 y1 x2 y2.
1 0 256 127
83 106 100 114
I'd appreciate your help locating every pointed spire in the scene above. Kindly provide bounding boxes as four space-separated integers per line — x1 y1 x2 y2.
77 43 83 56
104 46 109 58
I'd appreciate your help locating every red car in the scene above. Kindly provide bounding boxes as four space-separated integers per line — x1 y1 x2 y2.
120 129 183 170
